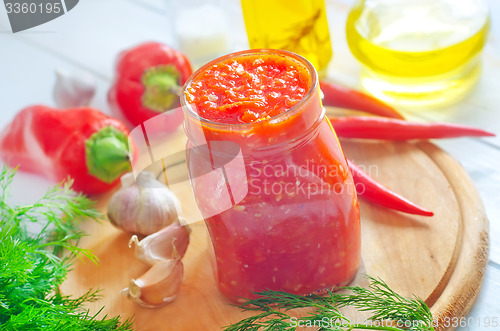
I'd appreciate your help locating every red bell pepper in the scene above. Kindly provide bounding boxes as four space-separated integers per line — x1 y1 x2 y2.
320 81 405 119
330 116 495 140
348 160 433 217
0 106 135 195
108 42 193 132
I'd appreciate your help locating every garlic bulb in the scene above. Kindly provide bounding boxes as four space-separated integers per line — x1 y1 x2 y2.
123 258 183 308
53 69 96 108
129 221 190 266
107 171 181 235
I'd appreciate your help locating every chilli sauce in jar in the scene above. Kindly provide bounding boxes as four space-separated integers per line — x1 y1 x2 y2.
182 49 360 302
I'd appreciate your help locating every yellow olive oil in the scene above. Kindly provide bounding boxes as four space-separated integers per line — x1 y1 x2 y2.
241 0 332 77
346 0 490 108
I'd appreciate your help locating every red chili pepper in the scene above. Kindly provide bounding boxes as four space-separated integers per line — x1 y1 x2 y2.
108 42 193 132
348 160 433 217
330 116 495 140
0 106 135 195
320 81 405 119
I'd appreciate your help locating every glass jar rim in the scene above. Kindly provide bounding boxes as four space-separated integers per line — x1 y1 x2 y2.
181 49 319 132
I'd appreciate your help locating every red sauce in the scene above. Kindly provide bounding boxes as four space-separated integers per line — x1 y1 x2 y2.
185 54 311 124
184 50 360 302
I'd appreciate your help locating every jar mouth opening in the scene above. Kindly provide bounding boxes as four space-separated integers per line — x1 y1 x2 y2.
181 49 319 131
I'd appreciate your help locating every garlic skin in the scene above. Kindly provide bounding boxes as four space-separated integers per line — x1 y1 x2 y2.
53 69 96 108
123 259 184 308
129 221 190 266
107 172 181 235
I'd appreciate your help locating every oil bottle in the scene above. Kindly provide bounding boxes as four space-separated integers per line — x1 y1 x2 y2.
346 0 490 108
241 0 332 77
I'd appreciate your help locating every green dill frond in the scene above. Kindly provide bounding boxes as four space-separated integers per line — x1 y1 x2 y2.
0 166 134 330
0 166 16 203
224 276 434 331
224 310 294 331
240 289 324 312
338 276 434 330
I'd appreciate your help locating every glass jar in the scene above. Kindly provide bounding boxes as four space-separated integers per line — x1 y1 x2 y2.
165 0 231 67
181 49 360 302
346 0 490 109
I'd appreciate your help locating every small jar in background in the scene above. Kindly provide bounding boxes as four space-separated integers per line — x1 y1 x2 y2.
165 0 232 68
346 0 490 109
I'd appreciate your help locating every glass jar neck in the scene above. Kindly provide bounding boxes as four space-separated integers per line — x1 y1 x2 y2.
181 49 323 157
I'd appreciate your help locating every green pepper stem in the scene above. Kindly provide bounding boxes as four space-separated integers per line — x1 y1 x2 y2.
85 126 132 183
141 64 182 112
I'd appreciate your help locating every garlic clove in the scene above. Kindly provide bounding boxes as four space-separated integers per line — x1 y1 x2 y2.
53 69 96 108
120 172 136 188
123 259 183 308
129 221 190 266
107 171 181 235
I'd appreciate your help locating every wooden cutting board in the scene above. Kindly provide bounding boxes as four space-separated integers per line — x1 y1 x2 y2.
61 126 489 331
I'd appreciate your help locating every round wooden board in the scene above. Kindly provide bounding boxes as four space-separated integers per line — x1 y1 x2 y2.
61 136 489 331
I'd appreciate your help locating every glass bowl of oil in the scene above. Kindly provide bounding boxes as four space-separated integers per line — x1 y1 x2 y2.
346 0 490 109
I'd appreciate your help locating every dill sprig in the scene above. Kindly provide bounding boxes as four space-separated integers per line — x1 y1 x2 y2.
224 277 435 331
0 167 134 330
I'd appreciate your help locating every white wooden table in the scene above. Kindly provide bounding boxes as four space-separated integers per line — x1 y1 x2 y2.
0 0 499 330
